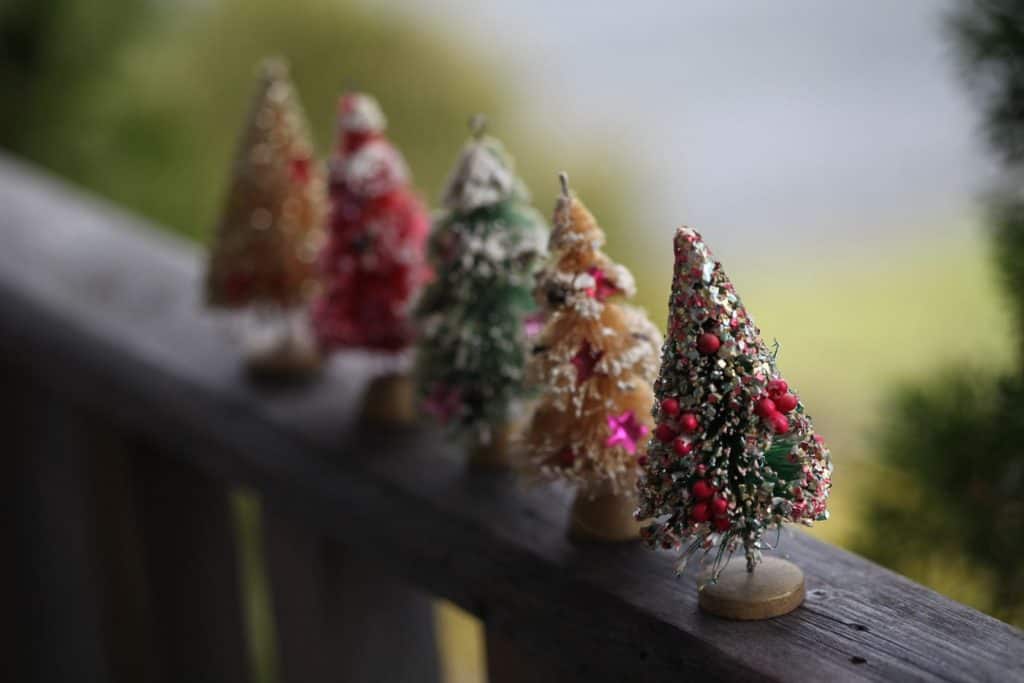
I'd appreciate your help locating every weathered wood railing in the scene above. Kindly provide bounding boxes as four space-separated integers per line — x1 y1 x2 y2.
2 153 1022 682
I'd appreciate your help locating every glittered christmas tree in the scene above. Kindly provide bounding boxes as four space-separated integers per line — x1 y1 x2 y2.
416 117 548 461
206 58 326 373
525 174 661 540
636 227 832 618
311 93 431 419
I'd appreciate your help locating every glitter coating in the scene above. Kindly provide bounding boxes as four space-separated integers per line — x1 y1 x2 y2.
635 227 832 574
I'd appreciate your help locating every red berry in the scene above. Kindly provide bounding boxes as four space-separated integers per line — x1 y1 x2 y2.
690 502 711 523
290 157 311 184
710 496 728 516
558 448 575 467
673 437 693 456
713 516 731 532
692 479 714 500
767 379 789 400
754 397 777 419
770 413 790 434
655 423 676 443
775 393 798 413
637 455 649 467
680 413 699 434
697 333 721 355
660 397 680 416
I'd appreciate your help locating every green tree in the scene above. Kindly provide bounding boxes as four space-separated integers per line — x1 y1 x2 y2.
416 123 547 448
857 0 1024 626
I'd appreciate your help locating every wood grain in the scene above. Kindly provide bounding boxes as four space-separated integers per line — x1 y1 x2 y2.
2 154 1023 681
130 443 252 683
5 378 111 683
263 507 442 683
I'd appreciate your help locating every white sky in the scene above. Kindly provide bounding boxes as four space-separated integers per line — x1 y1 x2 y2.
375 1 995 257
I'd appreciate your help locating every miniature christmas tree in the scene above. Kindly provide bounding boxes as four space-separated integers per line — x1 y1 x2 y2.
206 58 326 374
415 117 548 461
311 92 431 420
636 227 832 618
524 174 661 540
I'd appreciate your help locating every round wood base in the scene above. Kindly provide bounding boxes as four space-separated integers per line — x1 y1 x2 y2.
569 490 643 542
468 426 512 468
698 556 805 620
362 373 416 423
245 344 322 378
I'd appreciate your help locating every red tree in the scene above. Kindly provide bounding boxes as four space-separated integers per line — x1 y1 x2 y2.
312 93 430 352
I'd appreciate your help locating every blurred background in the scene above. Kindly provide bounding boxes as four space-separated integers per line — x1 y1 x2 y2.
3 0 1023 681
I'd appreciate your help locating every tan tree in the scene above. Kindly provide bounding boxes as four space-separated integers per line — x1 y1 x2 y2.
524 174 661 539
205 59 326 371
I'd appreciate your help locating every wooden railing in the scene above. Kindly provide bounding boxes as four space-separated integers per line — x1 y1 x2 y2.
1 152 1022 683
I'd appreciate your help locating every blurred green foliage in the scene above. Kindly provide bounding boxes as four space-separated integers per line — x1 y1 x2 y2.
855 0 1024 627
0 0 627 244
951 0 1024 166
860 370 1024 624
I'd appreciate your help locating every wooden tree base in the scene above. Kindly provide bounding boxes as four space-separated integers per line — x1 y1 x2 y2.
569 489 643 542
245 343 321 378
362 373 416 424
698 556 805 620
468 425 512 468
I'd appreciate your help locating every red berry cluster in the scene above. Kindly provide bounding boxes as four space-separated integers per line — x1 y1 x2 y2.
753 379 796 435
690 473 730 531
654 398 699 457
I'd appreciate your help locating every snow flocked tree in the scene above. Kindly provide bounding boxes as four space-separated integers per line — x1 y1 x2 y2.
311 92 430 419
416 117 547 461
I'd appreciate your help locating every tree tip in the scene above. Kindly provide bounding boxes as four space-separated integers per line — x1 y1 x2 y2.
469 113 487 138
260 57 289 79
558 172 570 197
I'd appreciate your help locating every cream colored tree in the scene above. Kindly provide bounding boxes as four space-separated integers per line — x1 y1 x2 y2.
206 58 326 373
524 174 661 540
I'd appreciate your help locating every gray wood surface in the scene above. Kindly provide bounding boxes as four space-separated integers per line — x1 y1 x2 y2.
130 443 252 683
88 428 164 683
1 154 1023 681
6 379 111 683
263 507 442 683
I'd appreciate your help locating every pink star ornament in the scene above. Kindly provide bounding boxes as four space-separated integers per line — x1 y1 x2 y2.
605 410 649 455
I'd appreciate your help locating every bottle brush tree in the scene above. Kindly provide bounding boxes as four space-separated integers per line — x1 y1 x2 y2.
205 58 326 374
311 92 431 419
524 174 661 540
636 227 832 616
416 117 548 460
312 92 430 352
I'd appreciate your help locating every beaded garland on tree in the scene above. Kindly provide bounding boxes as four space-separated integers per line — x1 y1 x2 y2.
525 175 661 495
415 119 548 443
636 227 832 574
311 93 430 352
206 59 325 310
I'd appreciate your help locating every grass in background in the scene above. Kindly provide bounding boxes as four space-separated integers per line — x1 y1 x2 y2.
232 490 280 683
